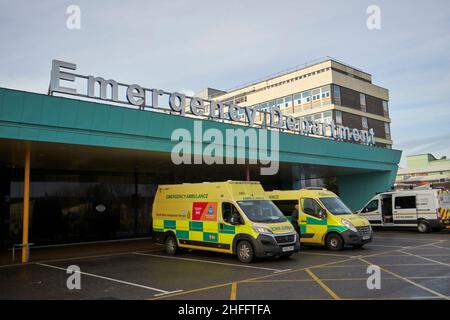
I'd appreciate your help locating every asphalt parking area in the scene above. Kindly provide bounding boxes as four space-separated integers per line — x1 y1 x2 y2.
1 230 449 300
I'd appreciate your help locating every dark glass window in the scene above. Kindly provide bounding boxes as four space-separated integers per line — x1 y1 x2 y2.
301 198 323 218
222 202 240 224
363 199 378 212
394 196 416 209
5 169 160 247
271 200 298 216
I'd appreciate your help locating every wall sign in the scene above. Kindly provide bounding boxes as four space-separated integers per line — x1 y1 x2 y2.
49 59 375 145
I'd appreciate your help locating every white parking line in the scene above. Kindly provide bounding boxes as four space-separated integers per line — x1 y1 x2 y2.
400 251 450 267
133 252 290 273
366 244 409 248
300 251 356 258
374 236 445 242
430 244 450 251
319 263 438 268
358 257 449 300
35 262 182 296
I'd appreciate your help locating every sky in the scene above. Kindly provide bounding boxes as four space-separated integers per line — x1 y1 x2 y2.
0 0 449 167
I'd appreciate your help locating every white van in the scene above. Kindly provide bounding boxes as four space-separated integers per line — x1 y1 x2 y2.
359 189 450 233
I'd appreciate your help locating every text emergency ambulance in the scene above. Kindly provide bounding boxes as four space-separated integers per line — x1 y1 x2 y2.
266 188 372 250
152 181 300 263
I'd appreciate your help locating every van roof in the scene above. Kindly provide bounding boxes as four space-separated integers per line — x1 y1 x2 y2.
378 189 440 196
156 180 267 201
157 180 261 188
265 188 337 199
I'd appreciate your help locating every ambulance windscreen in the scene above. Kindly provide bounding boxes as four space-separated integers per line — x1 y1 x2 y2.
237 200 287 223
320 197 353 215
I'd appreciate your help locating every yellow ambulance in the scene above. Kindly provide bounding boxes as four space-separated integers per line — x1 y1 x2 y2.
152 181 300 263
266 188 372 250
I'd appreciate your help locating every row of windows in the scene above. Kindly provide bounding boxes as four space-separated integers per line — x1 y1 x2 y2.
222 67 332 105
246 85 333 116
363 196 417 212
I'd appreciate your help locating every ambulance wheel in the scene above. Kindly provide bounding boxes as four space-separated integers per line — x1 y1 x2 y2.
165 235 178 255
417 220 431 233
237 240 254 263
326 233 344 251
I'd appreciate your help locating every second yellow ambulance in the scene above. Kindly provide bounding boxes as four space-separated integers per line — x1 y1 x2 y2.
266 188 372 250
152 181 300 263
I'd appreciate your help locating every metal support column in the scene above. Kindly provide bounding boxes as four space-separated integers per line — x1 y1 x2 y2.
21 143 30 263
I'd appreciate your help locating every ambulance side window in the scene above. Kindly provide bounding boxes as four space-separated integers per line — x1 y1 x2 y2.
222 202 240 224
301 198 322 218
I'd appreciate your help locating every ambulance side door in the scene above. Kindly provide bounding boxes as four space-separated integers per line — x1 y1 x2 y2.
299 198 327 244
218 202 242 252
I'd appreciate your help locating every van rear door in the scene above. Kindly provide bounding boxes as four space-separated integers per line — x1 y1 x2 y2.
392 194 417 226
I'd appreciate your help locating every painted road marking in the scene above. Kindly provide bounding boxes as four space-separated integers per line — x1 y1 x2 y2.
366 244 409 248
150 239 447 300
300 251 357 258
431 244 450 251
133 252 290 273
230 282 237 300
317 263 439 268
35 262 182 296
305 268 340 300
358 257 449 300
400 250 450 267
374 236 445 242
150 256 355 300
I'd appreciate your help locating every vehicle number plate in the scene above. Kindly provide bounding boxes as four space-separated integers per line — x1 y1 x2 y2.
362 235 371 240
282 246 294 252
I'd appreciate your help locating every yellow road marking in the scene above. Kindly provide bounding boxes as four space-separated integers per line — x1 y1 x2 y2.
246 277 398 282
358 257 449 300
149 239 446 300
305 268 340 300
230 282 237 300
150 256 354 300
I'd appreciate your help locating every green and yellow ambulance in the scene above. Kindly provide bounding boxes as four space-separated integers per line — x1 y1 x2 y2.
152 181 300 263
266 188 372 250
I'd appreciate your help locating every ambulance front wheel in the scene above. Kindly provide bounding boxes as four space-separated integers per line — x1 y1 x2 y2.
165 235 179 255
326 233 344 251
237 240 255 263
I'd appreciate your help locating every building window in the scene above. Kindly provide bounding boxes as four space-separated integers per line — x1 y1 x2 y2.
335 111 342 125
293 93 302 106
321 85 331 107
362 117 368 128
332 85 341 105
382 101 389 116
360 93 366 112
385 122 391 140
323 111 332 124
276 98 284 108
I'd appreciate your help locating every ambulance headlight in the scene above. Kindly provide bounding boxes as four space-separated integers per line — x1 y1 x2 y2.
341 219 357 232
253 224 273 234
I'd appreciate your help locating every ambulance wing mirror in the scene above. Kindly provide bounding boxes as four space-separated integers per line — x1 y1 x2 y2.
318 209 327 219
